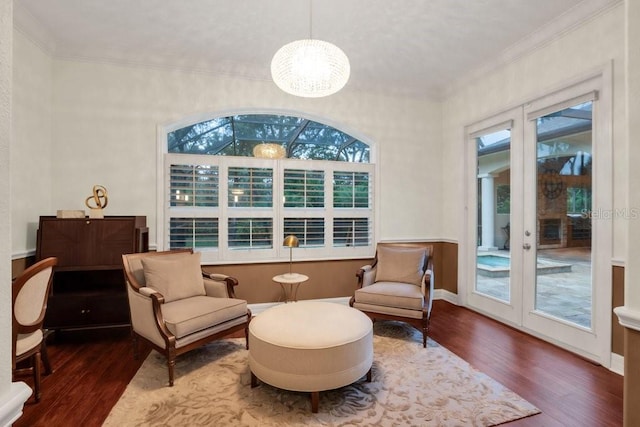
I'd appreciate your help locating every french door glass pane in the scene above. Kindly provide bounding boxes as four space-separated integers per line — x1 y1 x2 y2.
535 101 592 328
476 129 511 303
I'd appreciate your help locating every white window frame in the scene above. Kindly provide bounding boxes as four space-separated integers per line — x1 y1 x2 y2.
158 148 375 264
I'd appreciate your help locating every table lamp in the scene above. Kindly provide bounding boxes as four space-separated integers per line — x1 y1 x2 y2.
283 235 299 276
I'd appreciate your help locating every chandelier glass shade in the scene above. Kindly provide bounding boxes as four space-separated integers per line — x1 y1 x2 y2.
253 143 286 159
271 39 350 98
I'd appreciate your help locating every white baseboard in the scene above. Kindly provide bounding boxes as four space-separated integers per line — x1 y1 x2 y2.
0 382 32 427
434 289 459 305
610 352 624 376
247 302 279 316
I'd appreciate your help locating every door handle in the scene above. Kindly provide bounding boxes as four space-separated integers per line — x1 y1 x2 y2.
523 243 531 250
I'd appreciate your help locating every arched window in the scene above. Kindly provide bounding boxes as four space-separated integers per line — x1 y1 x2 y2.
168 114 370 163
160 114 374 264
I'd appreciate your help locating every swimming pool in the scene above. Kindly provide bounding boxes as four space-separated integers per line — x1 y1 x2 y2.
477 255 510 267
477 254 572 277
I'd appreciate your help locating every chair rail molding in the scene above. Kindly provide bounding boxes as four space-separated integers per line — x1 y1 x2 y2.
614 306 640 331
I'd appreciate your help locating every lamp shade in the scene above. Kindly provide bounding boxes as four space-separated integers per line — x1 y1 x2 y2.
283 235 299 248
271 39 350 98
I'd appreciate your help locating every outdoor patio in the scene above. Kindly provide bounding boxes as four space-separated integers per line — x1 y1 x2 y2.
476 247 592 327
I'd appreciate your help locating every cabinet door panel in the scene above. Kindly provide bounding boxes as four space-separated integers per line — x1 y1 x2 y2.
38 219 91 266
45 294 129 328
45 295 90 328
86 294 130 326
91 219 136 266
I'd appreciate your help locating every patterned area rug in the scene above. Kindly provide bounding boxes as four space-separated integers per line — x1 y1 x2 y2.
104 322 540 426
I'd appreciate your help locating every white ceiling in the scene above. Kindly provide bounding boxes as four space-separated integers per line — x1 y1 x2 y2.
14 0 618 98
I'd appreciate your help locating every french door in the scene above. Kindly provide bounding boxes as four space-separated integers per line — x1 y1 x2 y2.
466 108 524 326
464 74 612 365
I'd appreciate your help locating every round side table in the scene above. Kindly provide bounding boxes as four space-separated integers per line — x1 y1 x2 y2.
272 273 309 302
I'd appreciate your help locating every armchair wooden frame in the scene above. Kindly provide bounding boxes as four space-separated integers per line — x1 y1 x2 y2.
350 244 434 347
122 249 251 386
12 257 58 402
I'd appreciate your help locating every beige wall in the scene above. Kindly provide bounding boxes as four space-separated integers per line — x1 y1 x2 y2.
12 240 457 305
43 58 442 255
624 0 640 309
12 29 52 257
438 242 459 294
10 28 444 258
0 0 12 391
613 265 625 355
204 259 370 304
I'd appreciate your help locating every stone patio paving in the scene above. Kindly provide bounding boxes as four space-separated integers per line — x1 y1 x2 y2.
476 247 592 328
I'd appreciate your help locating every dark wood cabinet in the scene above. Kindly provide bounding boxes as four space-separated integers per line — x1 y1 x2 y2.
37 216 148 331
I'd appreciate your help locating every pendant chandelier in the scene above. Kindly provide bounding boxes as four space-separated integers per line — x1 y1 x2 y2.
253 143 286 159
271 1 350 98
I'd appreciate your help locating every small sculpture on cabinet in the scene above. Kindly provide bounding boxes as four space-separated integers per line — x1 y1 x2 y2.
85 185 108 219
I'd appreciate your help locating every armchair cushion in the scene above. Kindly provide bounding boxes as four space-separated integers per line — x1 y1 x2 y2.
354 282 424 311
161 296 248 338
141 252 206 303
375 246 426 287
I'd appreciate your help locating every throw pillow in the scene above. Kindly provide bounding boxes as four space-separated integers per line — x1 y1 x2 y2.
375 246 426 287
141 252 205 302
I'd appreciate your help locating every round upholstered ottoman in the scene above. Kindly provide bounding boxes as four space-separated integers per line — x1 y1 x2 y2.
248 301 373 413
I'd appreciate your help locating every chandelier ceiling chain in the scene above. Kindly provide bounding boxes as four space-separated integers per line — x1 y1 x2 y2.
308 0 312 39
270 0 350 98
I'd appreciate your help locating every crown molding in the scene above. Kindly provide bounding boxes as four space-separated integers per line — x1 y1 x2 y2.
440 0 623 99
12 2 56 55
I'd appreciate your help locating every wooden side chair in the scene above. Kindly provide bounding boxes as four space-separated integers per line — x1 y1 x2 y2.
350 244 434 347
12 257 58 402
122 249 251 386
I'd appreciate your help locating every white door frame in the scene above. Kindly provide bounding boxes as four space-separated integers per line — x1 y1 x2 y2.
521 74 612 365
461 66 613 366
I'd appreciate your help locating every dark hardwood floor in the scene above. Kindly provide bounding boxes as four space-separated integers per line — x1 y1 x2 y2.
14 300 623 426
429 302 623 427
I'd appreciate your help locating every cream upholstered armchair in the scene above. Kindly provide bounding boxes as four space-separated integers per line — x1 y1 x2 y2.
12 257 57 402
122 249 251 386
350 244 434 347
